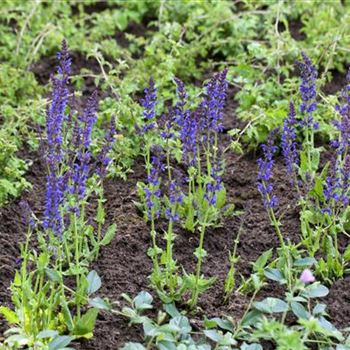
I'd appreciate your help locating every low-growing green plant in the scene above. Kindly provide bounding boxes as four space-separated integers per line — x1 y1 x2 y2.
118 270 350 350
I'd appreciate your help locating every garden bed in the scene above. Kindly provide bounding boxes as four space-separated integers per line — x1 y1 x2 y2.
1 105 350 348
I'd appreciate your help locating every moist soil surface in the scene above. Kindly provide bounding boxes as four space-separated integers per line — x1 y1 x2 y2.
1 104 350 349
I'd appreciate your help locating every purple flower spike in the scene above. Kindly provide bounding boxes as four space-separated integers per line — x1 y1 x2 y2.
323 72 350 212
298 52 318 129
44 40 72 235
202 69 228 133
300 269 315 284
141 78 157 133
174 78 198 166
281 101 299 177
257 129 279 209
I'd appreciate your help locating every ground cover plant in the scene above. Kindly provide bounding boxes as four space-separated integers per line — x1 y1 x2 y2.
1 1 350 349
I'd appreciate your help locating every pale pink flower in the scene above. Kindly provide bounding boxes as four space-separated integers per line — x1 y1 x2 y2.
300 269 315 284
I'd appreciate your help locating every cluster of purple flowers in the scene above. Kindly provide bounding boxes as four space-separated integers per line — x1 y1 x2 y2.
140 70 228 224
141 78 157 133
43 40 116 235
281 102 299 177
71 92 98 202
165 179 184 221
174 78 197 166
43 40 71 235
257 129 279 209
202 69 228 133
323 69 350 211
298 52 318 129
177 71 228 204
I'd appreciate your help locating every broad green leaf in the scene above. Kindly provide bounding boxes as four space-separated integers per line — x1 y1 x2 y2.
291 302 310 320
169 316 191 335
204 329 221 342
264 268 285 283
37 330 59 339
303 283 329 298
204 317 234 332
294 257 317 267
134 291 153 311
73 308 99 337
87 270 102 295
164 303 181 318
48 336 73 350
254 298 289 314
89 297 111 310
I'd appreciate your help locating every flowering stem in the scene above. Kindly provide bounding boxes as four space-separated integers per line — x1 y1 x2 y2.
269 207 285 249
166 215 175 295
73 213 81 318
150 210 161 287
189 210 209 308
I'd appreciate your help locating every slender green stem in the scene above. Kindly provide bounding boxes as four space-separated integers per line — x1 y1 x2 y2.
73 214 81 318
190 211 209 308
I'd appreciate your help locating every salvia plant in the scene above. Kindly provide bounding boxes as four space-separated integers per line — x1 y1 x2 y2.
257 52 350 281
0 41 116 348
136 71 231 307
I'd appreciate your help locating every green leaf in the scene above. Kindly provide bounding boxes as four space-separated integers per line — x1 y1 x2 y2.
73 308 99 337
204 329 221 342
89 297 111 310
134 291 153 311
60 296 74 331
169 316 191 335
312 303 326 316
0 306 19 324
164 303 181 318
264 268 285 283
343 245 350 262
318 317 343 341
241 310 262 326
37 330 59 339
101 224 117 246
291 302 310 320
294 257 317 267
45 268 62 283
253 249 272 272
87 270 102 295
303 283 329 298
204 317 234 332
48 336 73 350
121 343 146 350
254 298 289 314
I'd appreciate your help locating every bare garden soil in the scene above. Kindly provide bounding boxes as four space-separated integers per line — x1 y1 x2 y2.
1 6 350 348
